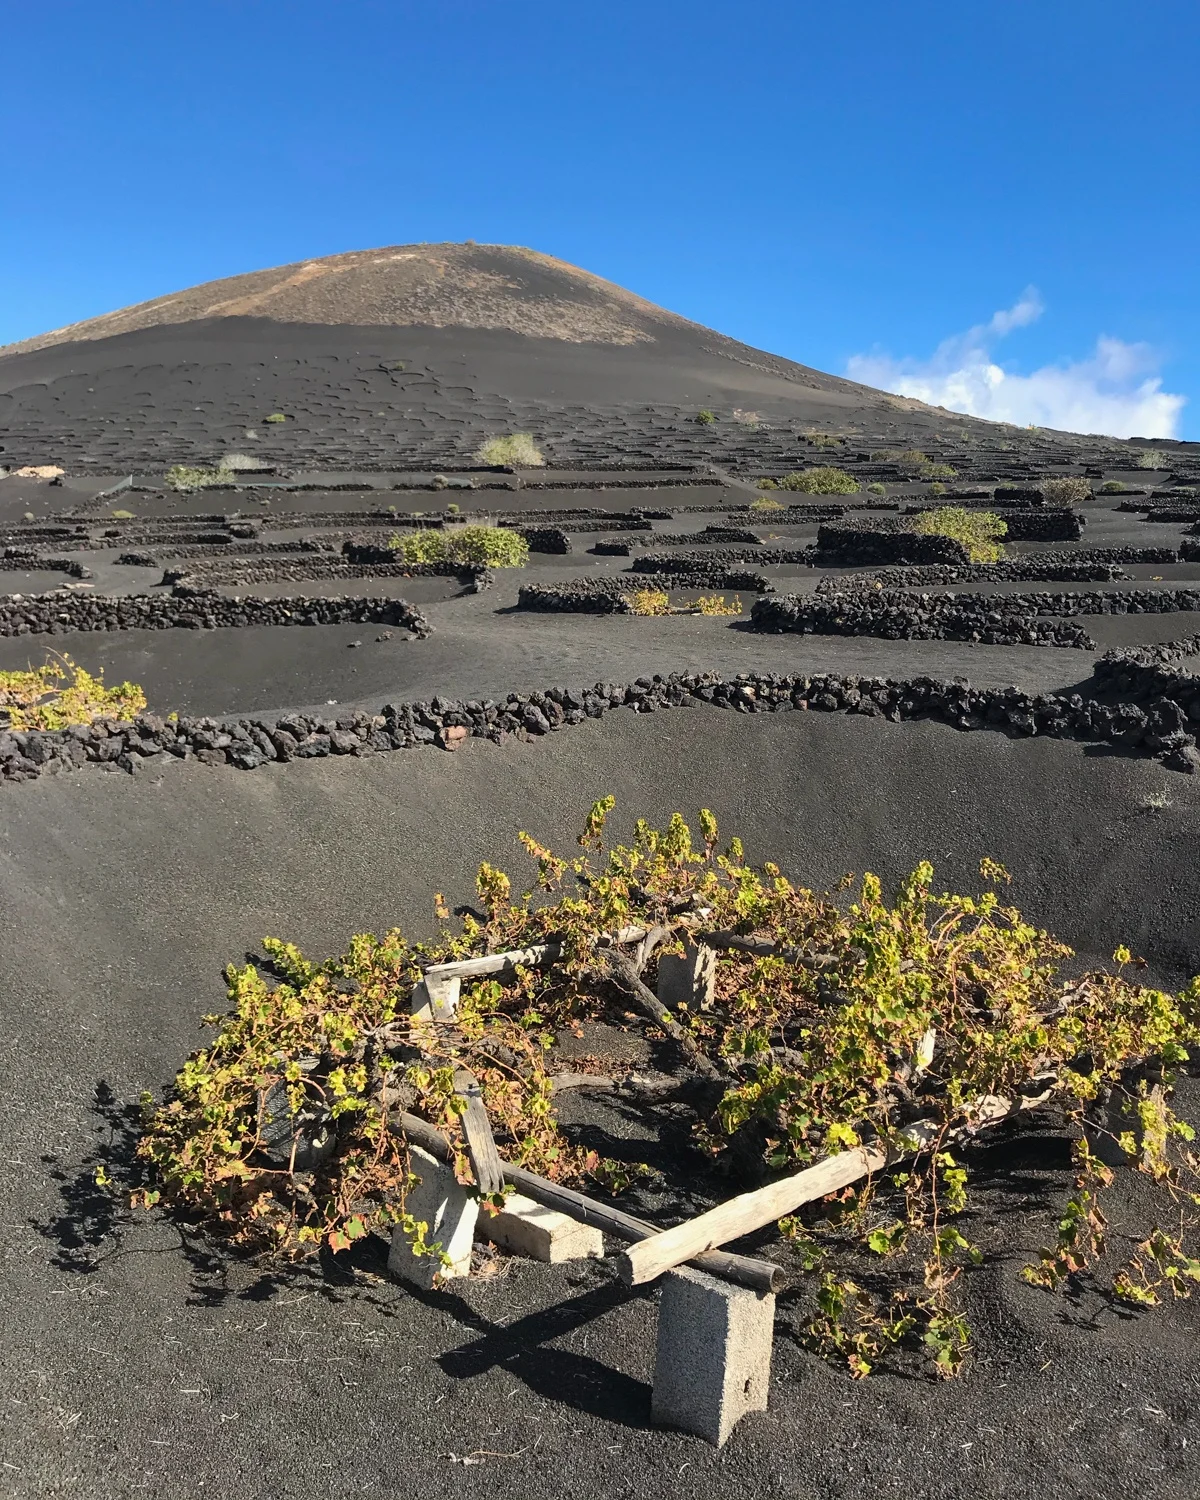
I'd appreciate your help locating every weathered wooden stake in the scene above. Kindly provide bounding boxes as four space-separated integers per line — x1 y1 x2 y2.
618 1083 1055 1286
393 1112 781 1293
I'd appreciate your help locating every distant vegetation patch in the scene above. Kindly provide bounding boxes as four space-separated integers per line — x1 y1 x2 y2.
913 507 1008 563
0 653 146 730
1042 477 1093 505
1136 449 1168 469
695 593 743 616
263 412 289 424
775 467 860 495
696 409 717 425
873 448 930 472
1100 480 1128 494
477 433 546 467
165 464 234 491
389 525 530 568
921 463 958 481
626 587 671 616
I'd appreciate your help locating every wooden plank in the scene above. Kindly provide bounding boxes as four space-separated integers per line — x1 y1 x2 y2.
422 927 647 983
500 1165 779 1293
452 1068 505 1196
424 944 558 981
616 1084 1055 1286
697 930 839 971
603 951 722 1080
410 971 461 1023
393 1111 780 1293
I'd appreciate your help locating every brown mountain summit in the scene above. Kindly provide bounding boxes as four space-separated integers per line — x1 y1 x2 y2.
4 243 719 355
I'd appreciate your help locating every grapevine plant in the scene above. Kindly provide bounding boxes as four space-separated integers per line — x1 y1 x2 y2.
387 525 530 568
912 506 1008 563
1 653 146 729
136 802 1200 1376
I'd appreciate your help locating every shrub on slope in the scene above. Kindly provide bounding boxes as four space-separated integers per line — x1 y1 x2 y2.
913 506 1008 563
1042 477 1093 505
476 433 546 467
0 654 145 729
389 525 530 567
777 466 860 495
165 465 234 491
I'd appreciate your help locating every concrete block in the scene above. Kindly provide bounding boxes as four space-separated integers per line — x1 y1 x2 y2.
388 1144 478 1290
479 1192 605 1263
651 1265 774 1447
410 971 461 1023
657 940 716 1012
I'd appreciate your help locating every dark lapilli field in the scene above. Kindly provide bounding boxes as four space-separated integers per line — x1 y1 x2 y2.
2 243 1200 1500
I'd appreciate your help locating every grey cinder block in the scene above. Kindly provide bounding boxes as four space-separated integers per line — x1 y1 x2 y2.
652 1265 774 1446
388 1143 478 1290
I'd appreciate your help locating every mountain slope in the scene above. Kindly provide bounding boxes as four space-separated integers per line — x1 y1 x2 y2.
4 244 710 353
0 243 1176 474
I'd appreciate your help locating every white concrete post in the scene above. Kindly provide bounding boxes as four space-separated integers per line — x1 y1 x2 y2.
388 1143 478 1290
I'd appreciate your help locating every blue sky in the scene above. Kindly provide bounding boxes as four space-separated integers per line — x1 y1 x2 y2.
4 0 1198 438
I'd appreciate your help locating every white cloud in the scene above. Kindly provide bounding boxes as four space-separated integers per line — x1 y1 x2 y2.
985 287 1044 337
846 290 1185 439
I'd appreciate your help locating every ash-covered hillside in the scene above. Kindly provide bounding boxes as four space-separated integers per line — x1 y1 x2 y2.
1 242 1189 476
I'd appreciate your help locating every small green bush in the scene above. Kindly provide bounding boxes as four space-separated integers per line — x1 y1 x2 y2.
873 448 928 472
389 525 529 568
109 508 135 520
778 467 859 495
263 412 288 424
1100 480 1127 494
757 478 779 491
165 465 234 491
807 432 844 449
1041 476 1092 506
928 482 947 497
913 507 1007 563
695 594 743 616
697 409 716 425
1 654 146 729
750 496 785 514
921 463 958 480
1136 449 1168 469
626 587 671 616
867 482 887 496
476 433 546 468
